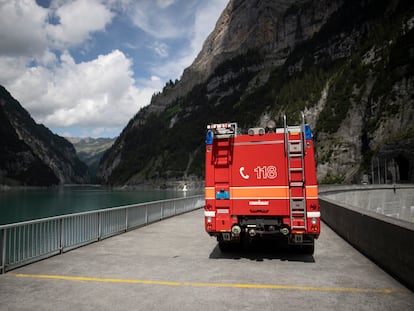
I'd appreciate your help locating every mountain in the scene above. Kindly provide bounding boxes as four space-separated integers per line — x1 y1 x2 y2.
0 85 90 186
66 137 115 182
98 0 414 186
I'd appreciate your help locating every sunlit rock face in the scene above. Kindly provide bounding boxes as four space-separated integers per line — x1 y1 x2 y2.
98 0 414 186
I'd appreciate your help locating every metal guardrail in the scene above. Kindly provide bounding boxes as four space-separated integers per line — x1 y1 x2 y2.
0 195 204 273
318 183 414 195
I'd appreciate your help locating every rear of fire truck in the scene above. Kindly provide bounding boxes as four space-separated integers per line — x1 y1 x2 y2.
204 114 320 254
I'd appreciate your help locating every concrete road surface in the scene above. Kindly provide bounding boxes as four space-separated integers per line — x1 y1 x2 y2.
0 209 413 310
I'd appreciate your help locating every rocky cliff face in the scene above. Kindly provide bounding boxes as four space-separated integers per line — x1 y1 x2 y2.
98 0 414 186
0 85 90 186
149 0 342 113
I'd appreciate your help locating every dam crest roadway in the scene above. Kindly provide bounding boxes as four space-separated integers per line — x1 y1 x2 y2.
0 186 413 310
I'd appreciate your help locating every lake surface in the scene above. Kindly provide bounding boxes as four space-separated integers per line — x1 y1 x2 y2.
0 186 200 225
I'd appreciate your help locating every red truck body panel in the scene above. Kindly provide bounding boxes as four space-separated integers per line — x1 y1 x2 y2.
204 120 320 251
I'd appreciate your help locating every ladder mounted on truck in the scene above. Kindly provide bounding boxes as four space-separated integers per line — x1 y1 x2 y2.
284 113 307 232
206 123 237 201
206 123 237 167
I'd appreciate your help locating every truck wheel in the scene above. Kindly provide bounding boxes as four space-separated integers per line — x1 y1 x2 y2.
241 234 253 251
218 241 231 252
302 243 314 255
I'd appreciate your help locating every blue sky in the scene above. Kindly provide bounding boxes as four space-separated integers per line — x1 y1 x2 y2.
0 0 228 138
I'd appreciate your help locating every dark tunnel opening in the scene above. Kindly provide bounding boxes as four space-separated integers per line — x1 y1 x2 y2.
396 155 410 182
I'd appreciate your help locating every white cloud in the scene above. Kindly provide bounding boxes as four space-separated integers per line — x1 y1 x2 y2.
6 50 157 133
129 0 190 39
150 0 228 80
156 0 175 9
0 0 114 56
0 0 48 57
191 0 226 55
6 65 50 111
0 0 229 138
0 56 29 86
46 0 114 49
151 41 169 58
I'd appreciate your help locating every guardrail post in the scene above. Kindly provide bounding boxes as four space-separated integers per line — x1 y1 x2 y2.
98 212 102 241
1 228 7 274
125 208 128 232
145 205 148 224
59 218 64 254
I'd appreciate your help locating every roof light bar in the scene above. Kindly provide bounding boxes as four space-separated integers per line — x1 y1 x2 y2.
207 123 237 130
207 122 238 139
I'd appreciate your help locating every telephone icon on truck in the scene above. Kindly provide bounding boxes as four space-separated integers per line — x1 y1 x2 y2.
239 167 250 179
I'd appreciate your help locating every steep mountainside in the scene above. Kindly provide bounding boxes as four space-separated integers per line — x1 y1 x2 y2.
98 0 414 186
0 86 90 186
67 137 115 182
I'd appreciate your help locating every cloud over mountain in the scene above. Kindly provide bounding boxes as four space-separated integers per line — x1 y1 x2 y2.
0 0 228 137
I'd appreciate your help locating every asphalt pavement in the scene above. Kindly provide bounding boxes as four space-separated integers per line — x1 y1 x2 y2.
0 209 413 310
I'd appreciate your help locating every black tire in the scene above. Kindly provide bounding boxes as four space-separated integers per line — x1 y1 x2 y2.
302 243 315 255
241 233 253 251
218 241 231 252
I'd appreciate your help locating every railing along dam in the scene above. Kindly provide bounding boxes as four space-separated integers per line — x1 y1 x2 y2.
1 189 413 310
0 195 204 274
2 186 414 291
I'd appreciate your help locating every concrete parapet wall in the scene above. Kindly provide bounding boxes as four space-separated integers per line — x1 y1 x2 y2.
319 185 414 291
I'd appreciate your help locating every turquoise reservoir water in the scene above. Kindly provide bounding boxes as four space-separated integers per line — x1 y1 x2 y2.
0 186 199 225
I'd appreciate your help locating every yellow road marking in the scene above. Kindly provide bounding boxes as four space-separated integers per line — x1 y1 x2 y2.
8 273 409 294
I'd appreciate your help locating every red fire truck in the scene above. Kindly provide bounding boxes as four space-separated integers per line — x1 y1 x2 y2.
204 114 320 254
